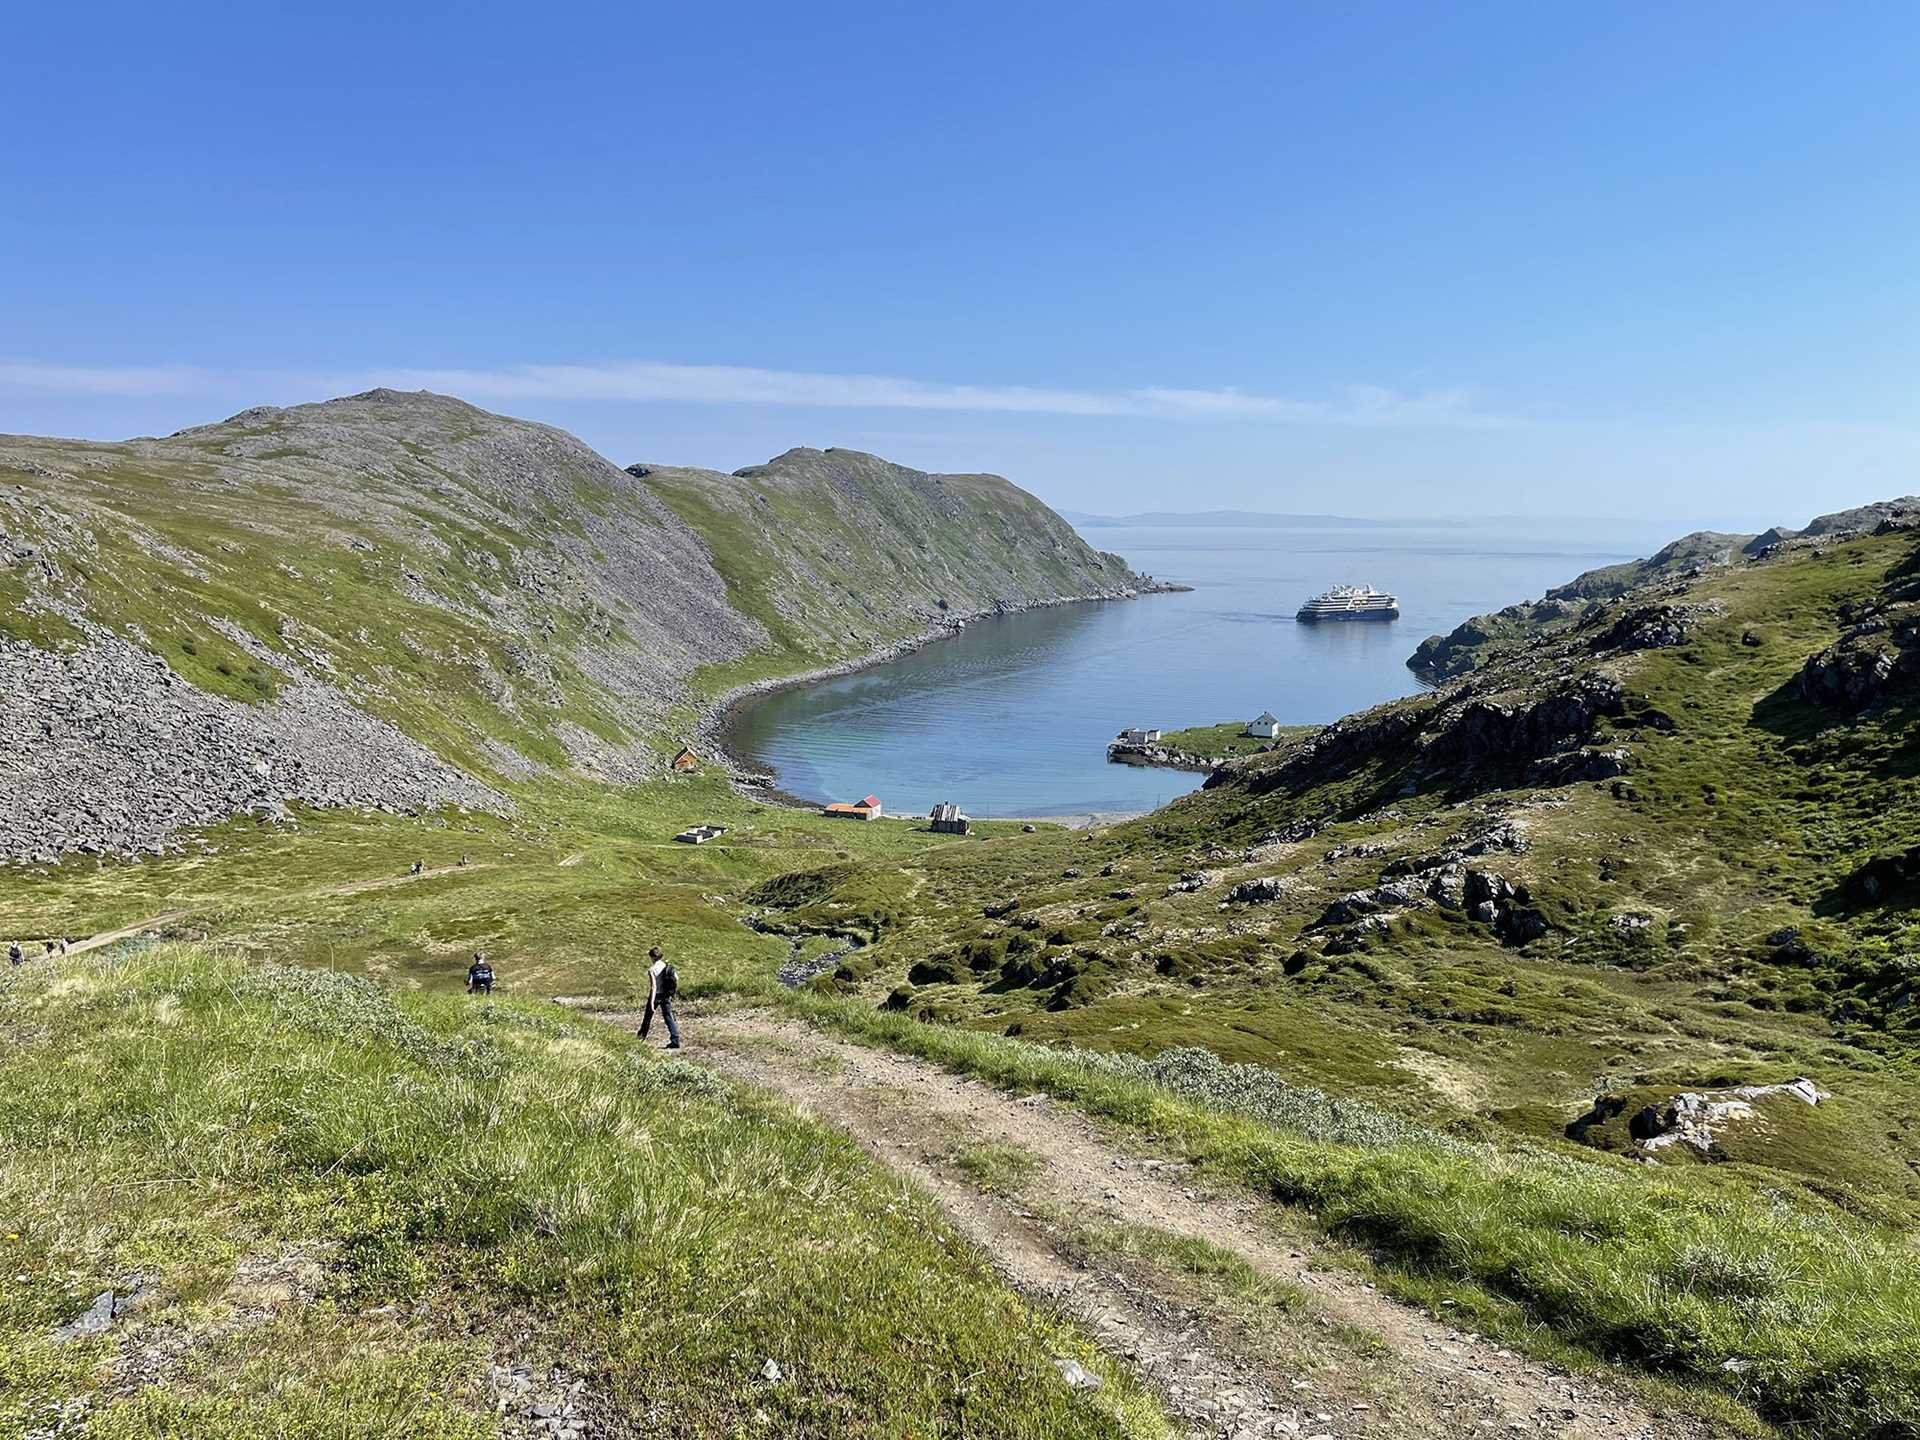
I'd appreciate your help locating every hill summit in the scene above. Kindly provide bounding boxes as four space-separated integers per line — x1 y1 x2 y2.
0 391 1152 863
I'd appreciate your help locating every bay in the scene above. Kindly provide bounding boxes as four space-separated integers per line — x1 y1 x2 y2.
723 519 1673 821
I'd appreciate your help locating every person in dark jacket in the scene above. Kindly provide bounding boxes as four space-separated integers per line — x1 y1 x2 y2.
7 941 21 967
466 953 494 994
639 946 681 1049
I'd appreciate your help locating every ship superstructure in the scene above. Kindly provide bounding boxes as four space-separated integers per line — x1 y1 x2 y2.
1296 584 1399 622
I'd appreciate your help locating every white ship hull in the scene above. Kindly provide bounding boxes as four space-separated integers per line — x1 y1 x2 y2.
1295 585 1399 622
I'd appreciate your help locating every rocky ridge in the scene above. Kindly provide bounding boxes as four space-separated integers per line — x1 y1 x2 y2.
0 390 1157 864
1408 497 1920 681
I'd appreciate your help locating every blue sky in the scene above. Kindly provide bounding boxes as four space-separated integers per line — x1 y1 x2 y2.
4 1 1916 528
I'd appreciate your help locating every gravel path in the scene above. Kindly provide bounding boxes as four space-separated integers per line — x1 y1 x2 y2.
641 1010 1719 1440
32 861 495 956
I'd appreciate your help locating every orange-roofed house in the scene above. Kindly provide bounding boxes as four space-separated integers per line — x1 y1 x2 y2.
822 794 883 821
671 746 699 771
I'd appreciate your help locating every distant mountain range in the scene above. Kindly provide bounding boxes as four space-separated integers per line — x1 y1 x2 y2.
1060 508 1470 529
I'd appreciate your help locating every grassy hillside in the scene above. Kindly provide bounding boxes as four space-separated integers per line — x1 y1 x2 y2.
636 447 1151 697
773 515 1920 1432
0 943 1165 1438
0 392 1149 863
1408 496 1917 680
9 394 1920 1435
821 520 1920 1146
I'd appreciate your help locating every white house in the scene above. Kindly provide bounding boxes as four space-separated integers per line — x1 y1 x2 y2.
1118 727 1162 745
1243 711 1281 739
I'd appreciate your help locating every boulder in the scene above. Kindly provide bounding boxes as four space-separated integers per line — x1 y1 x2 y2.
1530 746 1634 784
1629 1078 1827 1153
1227 875 1288 905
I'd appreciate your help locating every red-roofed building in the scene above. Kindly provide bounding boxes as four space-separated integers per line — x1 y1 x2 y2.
822 794 883 821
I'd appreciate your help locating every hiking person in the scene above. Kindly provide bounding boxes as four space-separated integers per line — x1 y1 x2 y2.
639 946 682 1049
466 953 494 995
43 940 56 958
410 860 424 877
7 941 21 967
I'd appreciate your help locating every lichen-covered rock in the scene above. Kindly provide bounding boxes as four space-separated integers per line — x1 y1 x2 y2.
1799 608 1919 710
1593 601 1724 653
1630 1078 1827 1153
1530 745 1634 784
1227 875 1289 904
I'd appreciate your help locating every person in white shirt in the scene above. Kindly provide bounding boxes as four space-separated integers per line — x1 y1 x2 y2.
641 945 682 1049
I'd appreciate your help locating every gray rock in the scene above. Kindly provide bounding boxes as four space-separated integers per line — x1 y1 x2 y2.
52 1289 115 1342
1053 1357 1103 1391
1227 875 1288 904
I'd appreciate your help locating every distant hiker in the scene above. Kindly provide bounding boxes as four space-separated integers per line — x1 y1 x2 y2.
466 953 494 995
43 940 56 958
58 939 69 956
458 854 469 867
7 941 21 967
410 860 424 877
639 946 682 1049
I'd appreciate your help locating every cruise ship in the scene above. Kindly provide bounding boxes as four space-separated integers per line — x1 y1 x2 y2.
1295 584 1400 622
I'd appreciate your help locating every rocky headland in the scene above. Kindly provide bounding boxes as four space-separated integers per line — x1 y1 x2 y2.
0 390 1165 863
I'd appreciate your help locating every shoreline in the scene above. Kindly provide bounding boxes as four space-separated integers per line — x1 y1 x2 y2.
1105 744 1223 775
692 582 1190 814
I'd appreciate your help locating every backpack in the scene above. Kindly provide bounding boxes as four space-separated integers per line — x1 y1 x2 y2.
656 962 678 999
471 963 493 985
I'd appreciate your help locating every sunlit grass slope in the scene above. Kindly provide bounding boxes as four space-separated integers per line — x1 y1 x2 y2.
0 944 1166 1439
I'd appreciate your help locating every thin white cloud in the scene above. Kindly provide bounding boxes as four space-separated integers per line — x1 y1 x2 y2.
351 362 1139 417
0 361 211 397
0 356 1515 429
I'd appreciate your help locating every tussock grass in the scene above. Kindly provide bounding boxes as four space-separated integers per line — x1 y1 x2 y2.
952 1141 1043 1194
0 945 1171 1438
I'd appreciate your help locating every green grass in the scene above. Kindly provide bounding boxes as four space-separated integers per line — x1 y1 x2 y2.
951 1141 1044 1194
9 407 1920 1436
0 944 1172 1438
780 991 1920 1437
0 777 1039 1006
1156 720 1313 760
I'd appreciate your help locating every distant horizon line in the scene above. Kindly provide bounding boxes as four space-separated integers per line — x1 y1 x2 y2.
1061 506 1661 531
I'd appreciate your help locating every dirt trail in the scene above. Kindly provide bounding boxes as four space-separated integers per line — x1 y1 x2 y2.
646 1010 1712 1440
50 861 494 956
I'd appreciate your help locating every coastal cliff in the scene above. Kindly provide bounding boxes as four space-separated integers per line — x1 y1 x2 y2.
0 390 1157 861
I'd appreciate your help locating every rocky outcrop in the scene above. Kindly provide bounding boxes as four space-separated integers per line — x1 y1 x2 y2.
1628 1078 1827 1154
1798 603 1920 711
1593 601 1725 653
1227 875 1293 905
1463 869 1551 946
1528 745 1633 785
0 631 507 865
1840 845 1920 907
1106 740 1220 773
1428 674 1627 766
1408 498 1920 680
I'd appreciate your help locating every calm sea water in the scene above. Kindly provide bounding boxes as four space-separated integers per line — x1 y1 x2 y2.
724 520 1671 820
